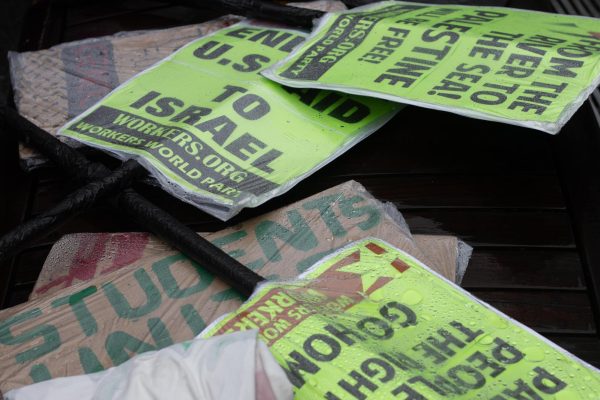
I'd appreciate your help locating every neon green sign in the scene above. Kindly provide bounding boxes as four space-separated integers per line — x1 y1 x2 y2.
203 238 600 399
59 23 399 220
264 1 600 133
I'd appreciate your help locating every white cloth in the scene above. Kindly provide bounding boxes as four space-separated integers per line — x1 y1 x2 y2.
5 330 292 400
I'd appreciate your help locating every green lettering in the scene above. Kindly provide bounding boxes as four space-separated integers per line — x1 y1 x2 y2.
339 195 380 230
51 286 98 336
255 209 318 261
29 364 51 383
211 230 248 259
0 308 61 364
246 258 265 271
152 254 214 299
180 304 207 335
103 269 161 319
296 249 337 273
79 347 105 373
302 194 347 237
210 288 245 302
105 318 173 365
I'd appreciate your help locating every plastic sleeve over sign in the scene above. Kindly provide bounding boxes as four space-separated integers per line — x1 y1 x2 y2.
57 22 400 220
203 238 600 399
264 1 600 133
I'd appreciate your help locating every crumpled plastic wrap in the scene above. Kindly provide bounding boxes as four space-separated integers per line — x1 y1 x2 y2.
5 330 292 400
0 180 471 393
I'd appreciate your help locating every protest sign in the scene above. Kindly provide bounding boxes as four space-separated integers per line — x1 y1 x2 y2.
58 22 399 219
203 238 600 399
31 233 467 300
0 181 452 393
264 1 600 133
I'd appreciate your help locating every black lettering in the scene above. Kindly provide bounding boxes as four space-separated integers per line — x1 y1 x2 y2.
224 133 266 161
471 90 506 105
226 27 258 39
170 106 211 125
233 54 270 72
195 115 236 145
361 357 395 383
503 379 542 400
130 91 160 109
447 365 486 389
380 301 417 327
356 317 393 339
233 94 270 120
324 323 366 345
380 351 423 371
251 148 282 173
304 333 340 361
426 328 465 356
413 342 447 364
408 375 448 396
249 30 292 48
467 351 505 378
449 321 483 342
422 29 460 45
213 85 247 103
313 92 343 112
193 41 232 60
391 384 427 399
492 337 525 364
531 367 567 394
339 371 378 400
283 350 319 388
146 97 184 118
543 57 583 78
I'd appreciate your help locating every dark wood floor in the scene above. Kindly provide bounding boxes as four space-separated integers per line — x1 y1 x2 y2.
1 0 600 367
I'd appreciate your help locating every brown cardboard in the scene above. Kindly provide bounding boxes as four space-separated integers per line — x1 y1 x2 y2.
0 180 454 393
9 16 240 168
30 233 463 301
414 234 472 284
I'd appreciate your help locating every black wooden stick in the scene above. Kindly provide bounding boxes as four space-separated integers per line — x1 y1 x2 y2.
1 108 264 297
0 160 145 260
157 0 510 29
165 0 322 28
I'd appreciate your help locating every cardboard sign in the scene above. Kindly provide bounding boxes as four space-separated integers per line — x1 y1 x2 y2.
203 238 600 399
30 232 466 301
28 189 470 300
264 1 600 133
0 181 456 393
58 22 399 219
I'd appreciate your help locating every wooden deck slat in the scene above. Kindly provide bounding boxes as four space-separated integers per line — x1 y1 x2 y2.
472 290 596 334
462 249 585 290
404 210 575 248
30 174 566 217
543 335 600 368
325 108 558 176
